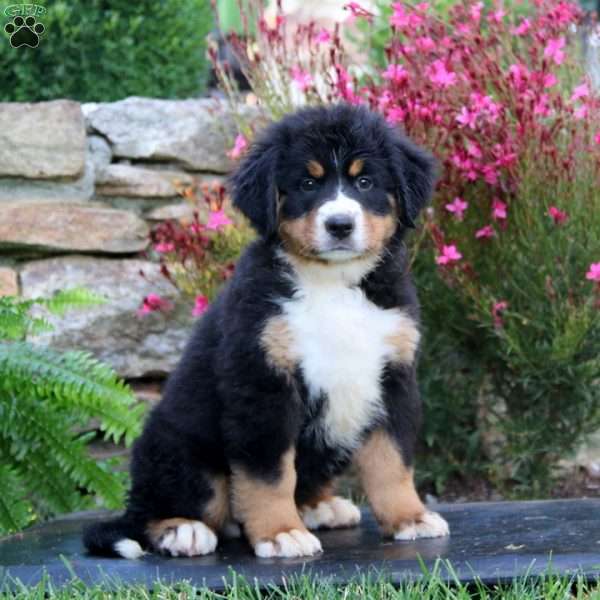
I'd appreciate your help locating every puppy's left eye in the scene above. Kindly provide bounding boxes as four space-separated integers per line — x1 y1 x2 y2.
356 176 373 192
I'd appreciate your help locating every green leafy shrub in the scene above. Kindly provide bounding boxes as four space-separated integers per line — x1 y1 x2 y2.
0 0 213 102
0 289 144 534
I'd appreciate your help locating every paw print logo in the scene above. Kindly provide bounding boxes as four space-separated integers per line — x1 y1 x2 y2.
4 15 45 48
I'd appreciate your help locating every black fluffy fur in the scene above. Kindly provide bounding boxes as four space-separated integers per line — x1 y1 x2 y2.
83 104 437 557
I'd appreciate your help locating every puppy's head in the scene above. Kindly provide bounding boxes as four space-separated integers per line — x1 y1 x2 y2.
230 104 437 262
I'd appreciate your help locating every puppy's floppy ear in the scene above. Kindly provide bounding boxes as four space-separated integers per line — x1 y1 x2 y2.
229 139 280 238
389 134 438 228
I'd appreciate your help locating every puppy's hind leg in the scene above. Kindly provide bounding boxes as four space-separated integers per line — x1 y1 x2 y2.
146 474 230 557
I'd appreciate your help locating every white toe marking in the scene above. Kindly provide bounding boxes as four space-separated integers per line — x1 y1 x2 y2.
114 538 145 559
301 501 336 530
394 511 449 541
254 529 322 558
158 521 218 557
301 496 362 530
255 540 277 558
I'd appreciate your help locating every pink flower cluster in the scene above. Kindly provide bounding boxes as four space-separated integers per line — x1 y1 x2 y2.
139 182 237 318
328 0 599 296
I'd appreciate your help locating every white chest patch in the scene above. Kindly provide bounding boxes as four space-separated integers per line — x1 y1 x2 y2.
279 257 413 449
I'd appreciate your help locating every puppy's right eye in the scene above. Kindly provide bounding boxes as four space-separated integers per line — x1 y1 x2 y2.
300 178 317 192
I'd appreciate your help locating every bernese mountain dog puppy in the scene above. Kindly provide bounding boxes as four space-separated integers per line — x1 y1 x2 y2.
83 104 449 560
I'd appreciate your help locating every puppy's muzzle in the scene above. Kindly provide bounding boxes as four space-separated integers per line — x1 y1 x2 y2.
325 214 355 240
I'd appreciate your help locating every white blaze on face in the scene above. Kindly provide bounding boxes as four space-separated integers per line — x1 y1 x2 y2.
315 191 365 259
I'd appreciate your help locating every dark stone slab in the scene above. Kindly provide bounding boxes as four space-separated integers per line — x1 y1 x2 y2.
1 500 600 589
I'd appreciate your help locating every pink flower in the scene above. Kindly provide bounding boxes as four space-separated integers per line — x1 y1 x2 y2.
512 18 531 36
571 83 589 101
192 295 209 317
508 63 530 90
544 37 566 65
483 165 499 185
492 198 507 220
595 132 600 145
344 2 373 23
291 67 313 91
445 197 468 220
315 28 331 44
206 209 232 231
492 300 508 328
534 94 551 117
390 3 409 27
548 206 568 225
466 142 482 159
390 3 423 28
574 105 588 120
436 244 463 265
488 9 505 24
382 64 408 83
386 106 406 124
475 225 495 239
154 242 174 253
469 2 483 23
415 36 435 51
456 106 477 129
586 263 600 282
543 73 558 88
227 134 248 160
137 294 173 316
427 60 457 88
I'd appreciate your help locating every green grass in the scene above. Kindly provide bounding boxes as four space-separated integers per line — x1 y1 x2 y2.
2 566 600 599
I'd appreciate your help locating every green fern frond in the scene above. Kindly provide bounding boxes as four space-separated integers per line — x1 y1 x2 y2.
41 287 106 316
0 342 144 445
0 287 144 534
0 460 34 533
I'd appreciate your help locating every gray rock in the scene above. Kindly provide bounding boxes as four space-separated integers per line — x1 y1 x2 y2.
0 100 86 179
84 97 241 172
95 164 194 198
0 266 18 296
21 256 192 378
0 202 149 254
146 202 205 222
88 135 112 174
0 157 95 202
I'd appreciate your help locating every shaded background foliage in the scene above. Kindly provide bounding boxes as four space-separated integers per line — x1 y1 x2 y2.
0 0 213 102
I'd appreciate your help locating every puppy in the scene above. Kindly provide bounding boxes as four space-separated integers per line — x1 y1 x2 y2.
83 104 449 560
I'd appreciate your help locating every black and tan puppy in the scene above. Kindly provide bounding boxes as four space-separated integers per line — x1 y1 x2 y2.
83 104 449 559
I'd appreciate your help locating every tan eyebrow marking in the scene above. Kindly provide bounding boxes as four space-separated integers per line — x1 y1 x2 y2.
307 160 325 178
348 159 364 177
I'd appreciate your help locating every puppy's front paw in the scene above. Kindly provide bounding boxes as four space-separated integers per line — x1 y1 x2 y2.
155 520 218 557
394 511 449 541
254 528 322 558
300 496 361 530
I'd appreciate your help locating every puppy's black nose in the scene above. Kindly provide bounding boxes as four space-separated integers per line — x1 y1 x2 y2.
325 214 355 239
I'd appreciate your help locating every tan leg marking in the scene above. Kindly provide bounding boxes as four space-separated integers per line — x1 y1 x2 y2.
302 482 336 509
355 430 449 539
385 312 421 365
348 158 364 177
260 315 298 374
355 430 425 535
231 449 322 557
203 474 230 531
307 160 325 178
147 518 218 556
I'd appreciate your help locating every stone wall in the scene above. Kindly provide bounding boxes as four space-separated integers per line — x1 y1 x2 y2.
0 97 241 386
